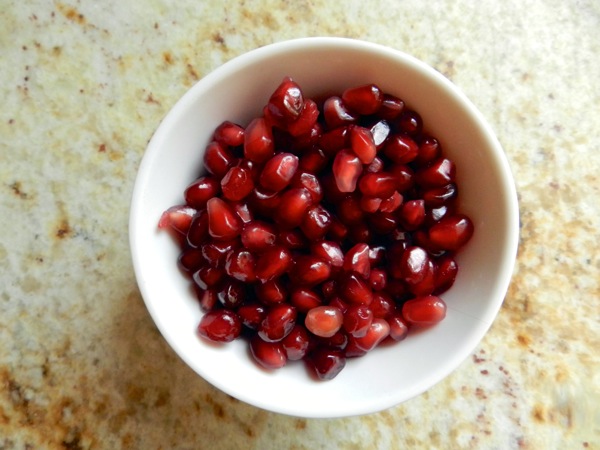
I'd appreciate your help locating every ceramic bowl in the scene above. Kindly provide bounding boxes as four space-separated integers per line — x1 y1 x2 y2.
129 37 519 418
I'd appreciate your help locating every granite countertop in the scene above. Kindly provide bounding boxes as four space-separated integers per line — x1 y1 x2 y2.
1 1 599 448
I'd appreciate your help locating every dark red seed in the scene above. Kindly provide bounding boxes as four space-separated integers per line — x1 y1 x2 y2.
389 164 414 193
259 152 299 192
305 305 343 338
343 243 371 280
339 272 373 305
434 255 459 294
193 265 226 290
238 303 267 329
395 109 422 136
310 240 344 270
318 126 350 156
369 268 387 291
379 191 403 213
225 248 256 282
309 347 346 380
290 255 331 287
301 204 333 240
323 96 358 129
282 325 311 360
358 172 397 198
428 214 474 251
206 197 241 241
398 199 426 231
267 76 304 124
258 304 297 342
276 229 309 249
197 288 218 312
290 288 323 313
254 245 292 282
201 239 238 268
342 83 383 115
184 176 220 209
178 247 205 273
290 171 323 204
332 149 363 193
220 166 255 201
368 211 398 235
255 278 287 305
299 147 329 174
244 117 274 163
343 304 373 337
414 135 441 166
377 94 405 120
287 99 319 137
402 295 447 325
217 280 246 309
158 205 197 237
370 292 395 318
383 134 419 164
198 310 242 343
388 311 409 341
213 121 245 147
250 335 287 369
186 210 210 248
350 125 377 164
241 220 276 251
415 158 456 188
275 188 313 228
248 185 281 216
203 141 235 178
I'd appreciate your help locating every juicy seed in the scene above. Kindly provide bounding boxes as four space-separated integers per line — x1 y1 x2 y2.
342 84 383 115
332 149 363 193
309 347 346 380
350 126 377 164
402 295 447 325
259 152 299 192
244 117 275 163
305 305 343 338
428 214 474 251
198 310 242 343
250 335 287 369
206 197 241 241
267 76 304 123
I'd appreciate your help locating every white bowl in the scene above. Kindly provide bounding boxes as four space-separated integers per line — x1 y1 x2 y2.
129 37 519 418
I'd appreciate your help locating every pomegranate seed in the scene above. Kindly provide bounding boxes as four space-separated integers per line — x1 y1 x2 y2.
379 191 403 213
290 171 323 203
158 205 196 237
428 214 474 251
231 201 253 223
328 295 348 313
435 255 459 294
389 164 414 193
186 210 209 248
197 288 218 312
340 272 373 305
383 134 419 164
299 147 329 173
343 243 371 279
360 196 383 213
368 245 387 266
287 99 319 137
198 309 242 344
323 96 358 129
423 183 457 207
369 268 387 291
192 265 225 290
203 141 234 178
241 220 276 251
402 295 446 325
309 347 346 380
259 152 299 192
414 135 441 166
254 245 292 282
248 185 281 216
301 205 332 240
346 318 390 355
206 197 241 241
377 94 404 120
305 305 343 338
217 280 246 309
366 156 385 173
347 221 372 244
332 149 363 193
425 204 454 227
184 176 220 209
327 216 348 241
220 166 254 201
238 303 266 329
275 187 313 228
370 120 391 149
310 240 344 269
415 158 456 188
386 242 408 280
358 172 396 198
343 304 373 337
370 292 395 318
254 278 287 305
388 311 409 341
318 126 350 155
342 84 383 115
282 325 311 360
350 126 377 164
225 249 256 282
290 255 332 287
250 335 287 369
399 246 432 285
290 288 323 313
267 76 304 124
317 330 349 350
213 121 245 147
244 117 274 163
368 211 398 235
258 304 297 342
178 247 205 273
276 229 308 249
398 199 426 231
201 239 237 268
336 194 364 225
396 109 422 135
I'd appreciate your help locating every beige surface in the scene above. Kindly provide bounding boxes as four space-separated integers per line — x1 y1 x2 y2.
1 1 599 448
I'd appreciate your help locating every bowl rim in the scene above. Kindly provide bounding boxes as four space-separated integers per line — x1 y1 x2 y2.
129 36 520 418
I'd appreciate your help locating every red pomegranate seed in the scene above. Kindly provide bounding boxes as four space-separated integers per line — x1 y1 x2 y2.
379 191 403 213
369 268 387 291
328 295 347 312
301 205 332 240
366 156 385 173
201 239 238 268
158 205 196 237
309 347 346 380
340 272 373 305
327 216 348 241
310 240 344 269
323 96 358 129
358 172 396 198
231 201 253 224
197 287 218 312
220 166 254 201
389 164 414 193
290 171 323 203
350 126 377 164
275 187 313 228
287 99 319 137
360 196 382 213
244 117 274 163
343 304 373 338
407 258 436 296
368 245 386 266
289 286 322 310
255 278 287 305
428 214 474 251
276 229 308 249
425 204 454 227
415 158 456 188
343 243 371 279
225 248 256 282
346 318 390 355
299 147 329 173
396 109 422 135
414 135 441 166
305 305 343 338
178 248 205 273
377 94 404 120
347 221 372 244
434 255 459 294
186 210 209 248
383 134 419 164
203 141 234 178
248 185 281 216
399 246 432 285
213 121 245 147
258 304 297 342
250 335 287 369
368 211 398 235
238 303 267 329
216 280 246 309
266 76 304 124
332 149 363 193
198 310 242 343
282 325 311 360
370 292 395 318
402 295 446 325
184 176 220 209
370 120 391 149
398 199 426 231
254 245 292 282
342 83 383 115
206 197 241 241
317 330 349 350
241 220 276 251
318 126 350 155
336 194 364 225
388 311 409 341
423 183 457 207
192 265 225 290
259 152 299 192
290 255 332 287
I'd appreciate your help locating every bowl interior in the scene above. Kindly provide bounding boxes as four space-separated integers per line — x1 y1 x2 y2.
130 38 519 418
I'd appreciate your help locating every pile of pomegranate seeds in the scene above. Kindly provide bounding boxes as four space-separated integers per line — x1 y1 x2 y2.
159 77 474 380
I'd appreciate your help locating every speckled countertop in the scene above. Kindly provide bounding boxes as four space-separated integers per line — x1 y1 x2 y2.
1 1 599 448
